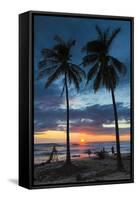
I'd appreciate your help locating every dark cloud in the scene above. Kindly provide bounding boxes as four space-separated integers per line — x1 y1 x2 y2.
34 102 130 135
34 79 64 112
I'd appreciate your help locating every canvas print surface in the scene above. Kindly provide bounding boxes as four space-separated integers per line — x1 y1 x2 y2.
33 14 132 186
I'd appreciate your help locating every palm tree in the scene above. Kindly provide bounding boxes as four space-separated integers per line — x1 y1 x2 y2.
82 26 126 170
38 35 85 166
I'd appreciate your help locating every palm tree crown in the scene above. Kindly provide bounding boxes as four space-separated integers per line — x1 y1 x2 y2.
82 26 126 92
38 35 85 93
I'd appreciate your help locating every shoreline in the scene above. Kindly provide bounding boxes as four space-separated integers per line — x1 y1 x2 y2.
34 152 131 166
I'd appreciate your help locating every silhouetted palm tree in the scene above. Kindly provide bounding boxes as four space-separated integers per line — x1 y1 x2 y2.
38 35 85 166
82 26 126 170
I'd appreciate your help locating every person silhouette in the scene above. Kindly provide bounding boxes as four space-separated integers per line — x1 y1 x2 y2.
46 145 58 163
52 145 58 161
111 146 115 155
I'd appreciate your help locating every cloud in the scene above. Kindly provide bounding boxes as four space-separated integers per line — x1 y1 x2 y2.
34 102 130 136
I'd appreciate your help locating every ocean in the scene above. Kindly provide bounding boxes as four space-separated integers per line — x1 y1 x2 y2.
34 141 130 164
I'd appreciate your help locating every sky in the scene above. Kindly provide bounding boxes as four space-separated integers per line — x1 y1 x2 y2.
33 15 131 144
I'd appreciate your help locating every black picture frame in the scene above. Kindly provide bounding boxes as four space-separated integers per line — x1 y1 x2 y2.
19 11 134 189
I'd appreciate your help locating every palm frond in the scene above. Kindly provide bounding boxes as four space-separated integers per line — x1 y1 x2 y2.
109 66 119 89
39 58 59 74
109 56 126 75
70 64 86 78
103 27 110 42
38 60 47 70
87 63 99 83
104 27 110 38
41 48 57 59
93 71 102 92
45 66 63 88
83 54 98 66
38 65 58 80
102 66 119 90
107 28 121 48
69 67 82 83
103 27 110 45
67 69 80 92
101 66 110 90
95 25 103 40
60 78 66 96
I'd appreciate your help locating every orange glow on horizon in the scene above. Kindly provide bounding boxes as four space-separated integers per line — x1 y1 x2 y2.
80 138 85 144
34 130 130 144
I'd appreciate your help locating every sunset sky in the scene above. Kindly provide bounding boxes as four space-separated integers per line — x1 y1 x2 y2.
34 15 131 144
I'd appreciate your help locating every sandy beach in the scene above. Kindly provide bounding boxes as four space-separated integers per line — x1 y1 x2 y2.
34 154 131 185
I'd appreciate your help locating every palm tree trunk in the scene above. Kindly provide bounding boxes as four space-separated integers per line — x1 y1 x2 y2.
65 74 71 165
111 87 124 170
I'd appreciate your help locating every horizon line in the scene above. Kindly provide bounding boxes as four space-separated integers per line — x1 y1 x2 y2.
34 140 130 145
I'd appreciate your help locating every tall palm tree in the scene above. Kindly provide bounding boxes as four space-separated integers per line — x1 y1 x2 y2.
82 26 126 170
38 35 85 166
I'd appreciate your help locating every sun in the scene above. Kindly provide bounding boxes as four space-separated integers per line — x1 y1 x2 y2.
80 138 85 144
